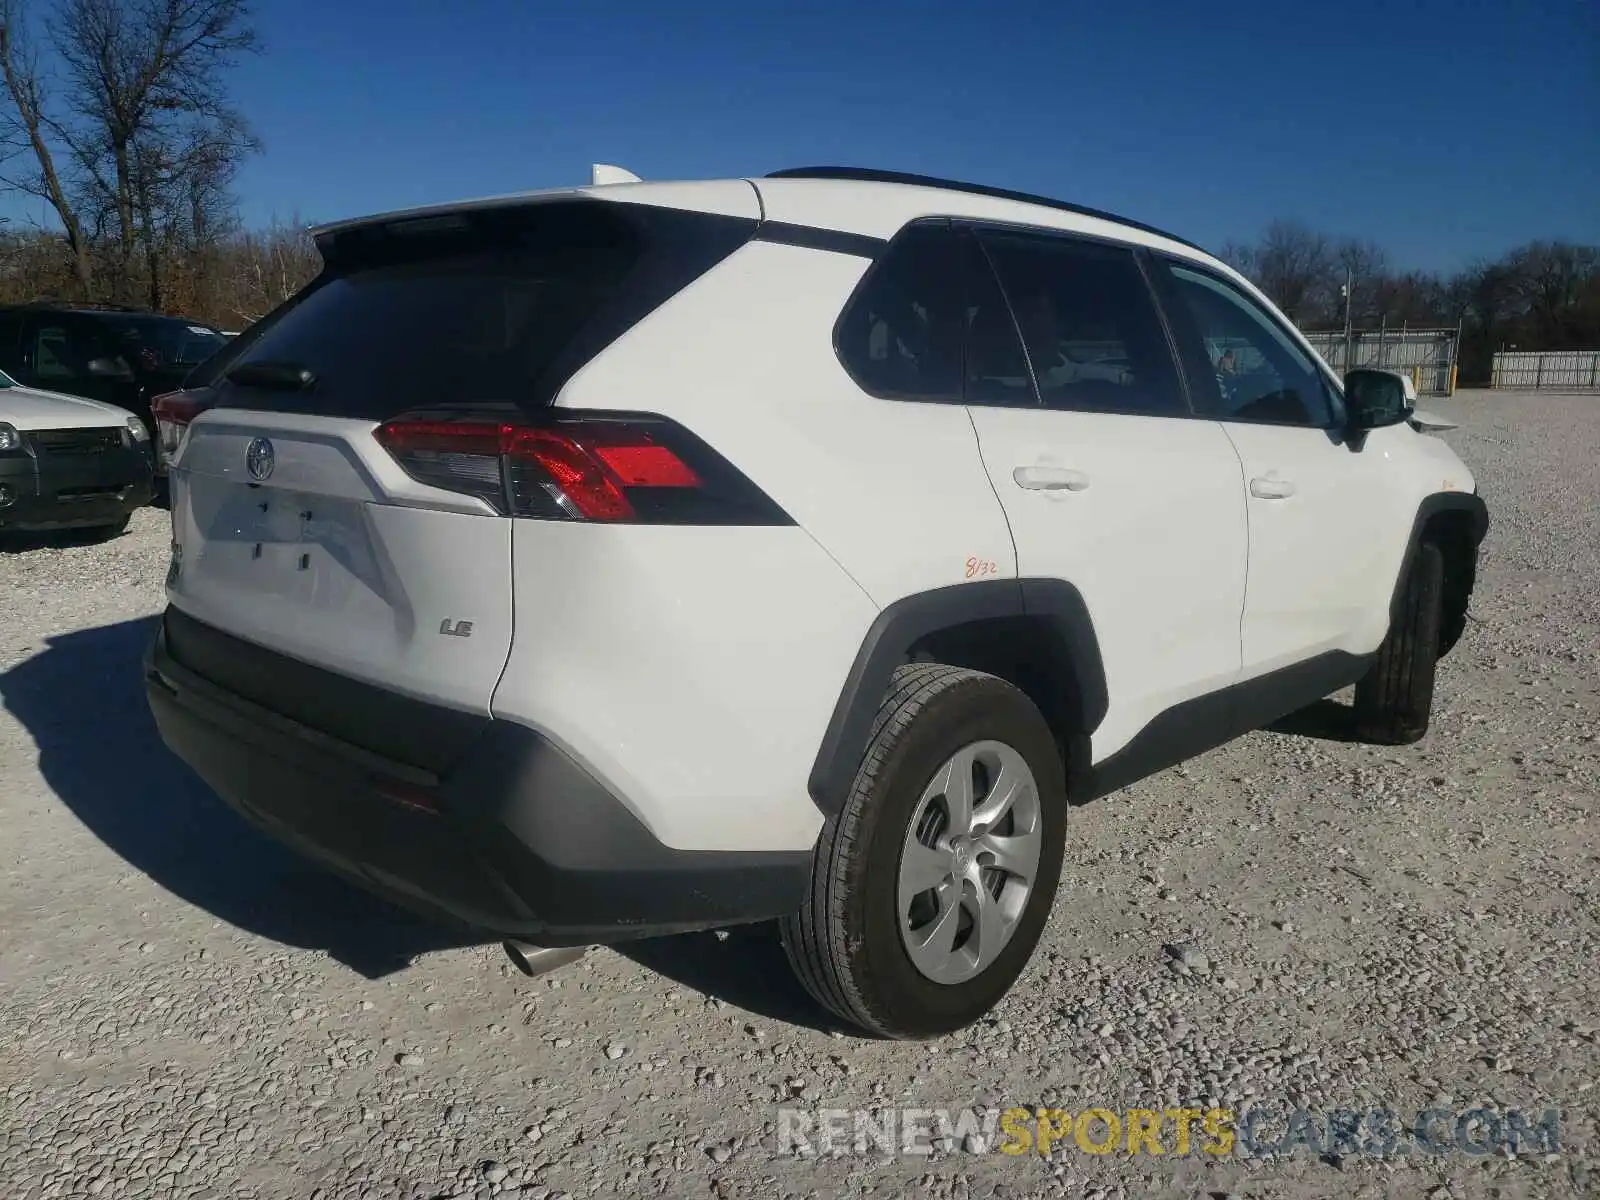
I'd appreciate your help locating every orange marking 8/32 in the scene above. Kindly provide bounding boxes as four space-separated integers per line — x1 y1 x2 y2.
965 556 999 579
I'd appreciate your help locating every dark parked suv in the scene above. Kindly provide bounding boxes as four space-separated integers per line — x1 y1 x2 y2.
0 304 230 438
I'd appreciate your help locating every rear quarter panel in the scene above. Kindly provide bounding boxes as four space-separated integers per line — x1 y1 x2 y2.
552 237 1019 604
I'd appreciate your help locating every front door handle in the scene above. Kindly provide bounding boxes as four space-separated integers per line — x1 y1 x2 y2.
1013 465 1090 492
1249 476 1297 499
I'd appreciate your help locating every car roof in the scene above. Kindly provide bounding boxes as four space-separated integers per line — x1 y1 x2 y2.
765 167 1205 252
310 167 1215 259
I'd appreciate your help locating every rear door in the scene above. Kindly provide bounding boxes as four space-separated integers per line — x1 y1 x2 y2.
959 226 1249 763
167 195 756 716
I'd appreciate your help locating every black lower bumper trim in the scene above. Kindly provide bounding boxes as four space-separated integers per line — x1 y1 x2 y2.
144 609 812 944
0 447 152 531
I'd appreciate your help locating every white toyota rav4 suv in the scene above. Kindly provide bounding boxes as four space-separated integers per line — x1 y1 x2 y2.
146 166 1488 1039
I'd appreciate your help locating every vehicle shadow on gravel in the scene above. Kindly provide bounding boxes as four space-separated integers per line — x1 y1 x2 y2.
615 922 842 1033
1 615 472 978
1266 698 1365 743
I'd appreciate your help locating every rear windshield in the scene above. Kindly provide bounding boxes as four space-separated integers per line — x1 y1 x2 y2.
204 199 753 419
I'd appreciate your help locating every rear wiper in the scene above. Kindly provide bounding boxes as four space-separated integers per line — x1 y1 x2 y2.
225 361 317 391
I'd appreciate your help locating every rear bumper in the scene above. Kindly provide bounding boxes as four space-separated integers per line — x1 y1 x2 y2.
0 445 152 531
143 607 812 945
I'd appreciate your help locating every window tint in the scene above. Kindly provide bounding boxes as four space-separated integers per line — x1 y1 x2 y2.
91 316 227 374
836 222 963 402
220 204 642 419
0 312 21 362
979 232 1186 416
33 325 80 384
1160 263 1338 427
958 230 1034 407
209 200 751 419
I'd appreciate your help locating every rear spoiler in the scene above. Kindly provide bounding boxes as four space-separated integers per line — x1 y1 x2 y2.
309 164 647 242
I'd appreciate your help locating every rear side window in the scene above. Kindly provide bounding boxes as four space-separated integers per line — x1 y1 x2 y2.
835 221 965 403
207 200 754 419
979 231 1187 417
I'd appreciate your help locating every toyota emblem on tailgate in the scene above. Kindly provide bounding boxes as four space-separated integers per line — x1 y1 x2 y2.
245 437 275 481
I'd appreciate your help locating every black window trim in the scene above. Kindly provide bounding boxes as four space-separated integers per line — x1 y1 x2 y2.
1147 250 1348 433
953 224 1042 410
829 212 1353 431
961 219 1201 421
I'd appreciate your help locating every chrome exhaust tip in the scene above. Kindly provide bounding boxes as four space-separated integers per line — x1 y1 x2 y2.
502 940 587 978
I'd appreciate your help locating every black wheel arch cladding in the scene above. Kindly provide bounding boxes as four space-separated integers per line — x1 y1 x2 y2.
1389 490 1489 632
807 578 1108 817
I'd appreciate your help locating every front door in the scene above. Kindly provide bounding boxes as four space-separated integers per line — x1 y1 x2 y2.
1149 257 1405 677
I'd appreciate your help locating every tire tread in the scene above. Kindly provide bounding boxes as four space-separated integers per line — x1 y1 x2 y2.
781 664 993 1036
1355 541 1444 744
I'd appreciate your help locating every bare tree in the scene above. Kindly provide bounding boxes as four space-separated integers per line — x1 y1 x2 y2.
1242 220 1334 324
0 0 93 296
1509 241 1600 349
50 0 260 304
1331 237 1389 325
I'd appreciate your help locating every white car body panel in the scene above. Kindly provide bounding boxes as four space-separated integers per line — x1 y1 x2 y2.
1222 420 1411 673
552 237 1019 605
967 408 1249 760
491 522 875 853
169 411 513 715
1 379 137 431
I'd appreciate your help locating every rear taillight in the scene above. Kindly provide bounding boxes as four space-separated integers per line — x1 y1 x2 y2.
150 391 204 468
374 413 792 525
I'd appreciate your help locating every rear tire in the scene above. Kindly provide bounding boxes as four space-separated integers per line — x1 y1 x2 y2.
781 664 1067 1039
1354 541 1444 745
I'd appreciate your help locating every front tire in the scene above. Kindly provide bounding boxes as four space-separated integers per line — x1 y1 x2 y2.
1354 541 1444 745
781 664 1067 1039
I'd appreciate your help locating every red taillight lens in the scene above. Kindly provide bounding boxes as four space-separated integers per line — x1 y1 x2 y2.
373 414 777 526
150 391 205 466
150 391 201 422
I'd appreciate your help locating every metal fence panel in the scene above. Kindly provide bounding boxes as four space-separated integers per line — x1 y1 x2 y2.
1490 350 1600 390
1301 327 1459 395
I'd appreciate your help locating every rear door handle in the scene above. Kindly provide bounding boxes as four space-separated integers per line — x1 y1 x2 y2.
1013 465 1090 492
1249 476 1296 499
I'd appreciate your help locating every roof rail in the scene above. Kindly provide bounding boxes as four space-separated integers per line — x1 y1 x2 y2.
763 166 1203 253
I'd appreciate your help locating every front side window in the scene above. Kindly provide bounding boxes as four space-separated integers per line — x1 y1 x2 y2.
835 221 964 403
978 231 1187 417
1160 262 1339 427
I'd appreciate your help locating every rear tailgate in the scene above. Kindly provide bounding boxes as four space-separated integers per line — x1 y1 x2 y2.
168 409 513 720
162 190 760 755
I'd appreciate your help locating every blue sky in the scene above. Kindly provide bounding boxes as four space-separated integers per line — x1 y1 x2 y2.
7 0 1597 273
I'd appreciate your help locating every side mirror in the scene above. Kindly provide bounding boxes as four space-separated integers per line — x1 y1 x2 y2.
85 355 135 380
1343 368 1410 433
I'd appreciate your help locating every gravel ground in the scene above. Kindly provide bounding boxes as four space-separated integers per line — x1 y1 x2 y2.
2 388 1596 1200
